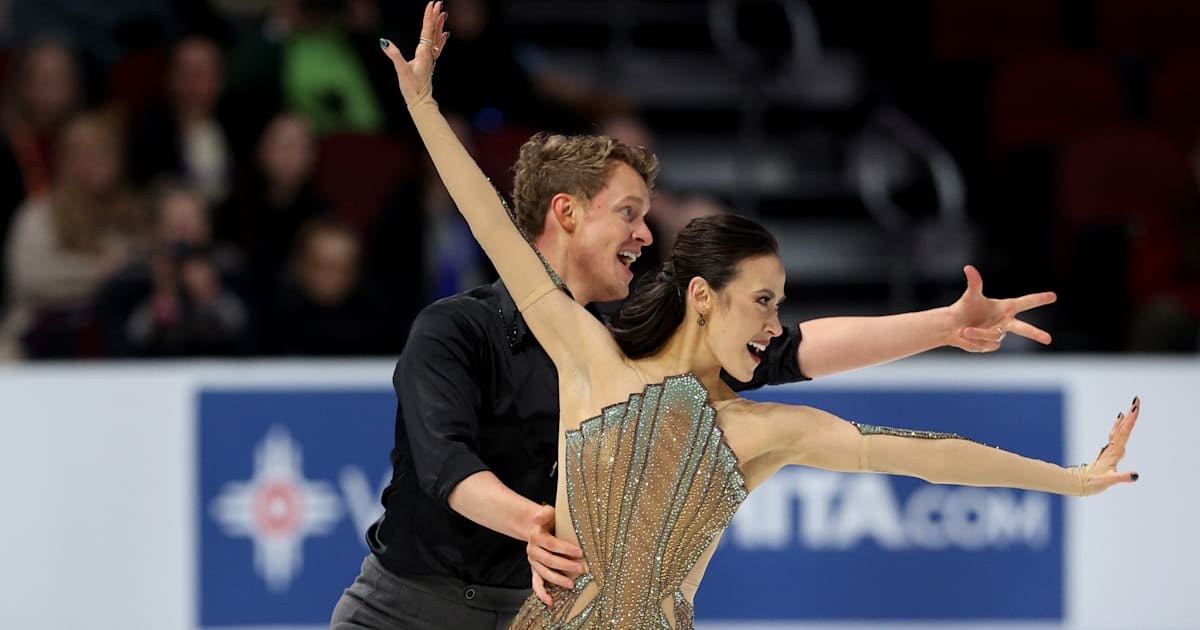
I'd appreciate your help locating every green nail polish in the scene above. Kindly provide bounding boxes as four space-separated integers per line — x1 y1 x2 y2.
379 38 389 48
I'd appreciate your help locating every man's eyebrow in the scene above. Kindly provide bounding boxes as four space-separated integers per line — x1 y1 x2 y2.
614 195 650 215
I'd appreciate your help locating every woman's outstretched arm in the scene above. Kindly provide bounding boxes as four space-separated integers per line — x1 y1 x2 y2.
761 397 1141 496
378 2 600 373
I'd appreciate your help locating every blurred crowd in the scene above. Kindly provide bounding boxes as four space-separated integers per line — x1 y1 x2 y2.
0 0 635 360
1 0 1198 360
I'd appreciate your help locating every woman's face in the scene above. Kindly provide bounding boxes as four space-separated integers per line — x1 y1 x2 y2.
157 191 210 245
299 230 360 306
20 43 78 128
258 114 317 188
168 37 223 115
703 253 787 382
58 118 122 196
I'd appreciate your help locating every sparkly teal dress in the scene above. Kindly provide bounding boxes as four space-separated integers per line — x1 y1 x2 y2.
508 373 747 629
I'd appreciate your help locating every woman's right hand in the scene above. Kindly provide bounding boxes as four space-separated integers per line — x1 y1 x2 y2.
1082 397 1141 495
378 1 448 104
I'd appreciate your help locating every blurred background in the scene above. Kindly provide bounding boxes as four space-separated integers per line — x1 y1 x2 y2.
2 0 1199 360
1 1 1198 630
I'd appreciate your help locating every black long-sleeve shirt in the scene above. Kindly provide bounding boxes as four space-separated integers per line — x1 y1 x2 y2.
369 279 808 588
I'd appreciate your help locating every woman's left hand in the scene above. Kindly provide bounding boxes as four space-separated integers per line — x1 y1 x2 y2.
1082 397 1141 495
378 1 449 104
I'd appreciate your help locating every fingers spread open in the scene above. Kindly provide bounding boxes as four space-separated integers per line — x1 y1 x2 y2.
1005 317 1052 344
961 326 1006 342
1011 291 1058 313
963 264 983 295
1118 402 1140 444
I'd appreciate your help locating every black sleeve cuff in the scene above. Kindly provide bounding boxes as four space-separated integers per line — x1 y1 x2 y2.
433 450 491 508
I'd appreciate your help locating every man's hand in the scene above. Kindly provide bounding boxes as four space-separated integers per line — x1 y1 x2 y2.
948 264 1056 352
527 505 584 608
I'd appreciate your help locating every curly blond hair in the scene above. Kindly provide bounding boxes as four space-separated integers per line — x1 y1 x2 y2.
511 132 659 238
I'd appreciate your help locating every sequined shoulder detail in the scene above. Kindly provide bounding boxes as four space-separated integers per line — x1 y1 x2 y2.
851 422 993 447
508 373 747 630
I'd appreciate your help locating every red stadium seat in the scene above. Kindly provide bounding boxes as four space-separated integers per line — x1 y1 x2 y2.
990 52 1123 154
106 48 168 121
1095 0 1200 57
930 0 1063 65
314 133 416 233
472 123 535 197
1058 124 1191 302
1148 55 1200 147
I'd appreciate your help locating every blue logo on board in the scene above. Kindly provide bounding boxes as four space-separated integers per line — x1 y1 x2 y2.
197 389 394 627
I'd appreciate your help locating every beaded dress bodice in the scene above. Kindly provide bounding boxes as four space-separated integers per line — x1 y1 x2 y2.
508 373 748 630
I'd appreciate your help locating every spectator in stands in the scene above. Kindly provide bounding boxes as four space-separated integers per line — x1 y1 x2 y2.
129 34 234 204
1 39 81 201
0 40 83 310
217 111 327 311
102 182 250 357
0 111 148 360
223 0 393 137
265 217 397 355
280 0 390 135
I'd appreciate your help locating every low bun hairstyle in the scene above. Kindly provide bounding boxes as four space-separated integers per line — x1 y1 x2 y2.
609 214 778 358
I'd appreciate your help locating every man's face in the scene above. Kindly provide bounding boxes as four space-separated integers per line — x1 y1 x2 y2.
567 162 652 304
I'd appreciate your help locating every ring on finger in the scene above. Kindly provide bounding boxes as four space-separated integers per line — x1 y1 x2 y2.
418 37 434 47
996 326 1006 342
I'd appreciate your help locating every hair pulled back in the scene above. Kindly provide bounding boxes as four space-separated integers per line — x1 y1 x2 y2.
609 214 778 358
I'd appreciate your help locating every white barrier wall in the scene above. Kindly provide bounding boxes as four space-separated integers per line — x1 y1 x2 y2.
0 358 1196 630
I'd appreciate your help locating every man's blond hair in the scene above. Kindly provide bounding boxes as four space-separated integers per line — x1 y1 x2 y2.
511 132 659 238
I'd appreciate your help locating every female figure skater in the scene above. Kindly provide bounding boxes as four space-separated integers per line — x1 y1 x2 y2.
379 5 1139 628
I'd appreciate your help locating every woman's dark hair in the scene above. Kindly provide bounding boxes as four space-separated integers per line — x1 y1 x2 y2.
609 214 779 358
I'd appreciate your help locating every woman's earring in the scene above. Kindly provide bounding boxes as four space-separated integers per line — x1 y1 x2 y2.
697 314 706 326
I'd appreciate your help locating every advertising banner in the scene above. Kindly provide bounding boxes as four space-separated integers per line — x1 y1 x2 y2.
196 384 1064 626
697 388 1065 621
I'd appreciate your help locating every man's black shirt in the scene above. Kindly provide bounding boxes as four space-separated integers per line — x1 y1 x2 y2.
369 279 807 588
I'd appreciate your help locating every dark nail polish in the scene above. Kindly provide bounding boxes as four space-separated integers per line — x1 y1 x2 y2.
1118 412 1124 420
379 38 389 48
1131 472 1139 481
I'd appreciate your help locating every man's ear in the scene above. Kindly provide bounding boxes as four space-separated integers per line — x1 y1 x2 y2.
548 193 578 233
